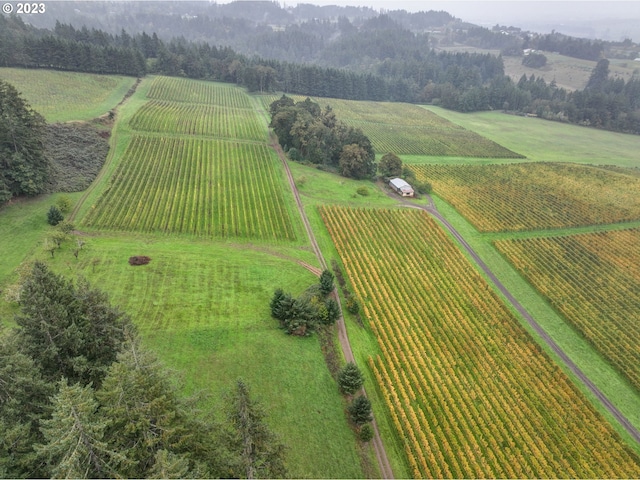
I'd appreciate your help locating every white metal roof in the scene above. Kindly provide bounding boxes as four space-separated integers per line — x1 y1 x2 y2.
389 178 412 189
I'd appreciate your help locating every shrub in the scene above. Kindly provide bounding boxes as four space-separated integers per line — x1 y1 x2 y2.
359 424 374 443
57 220 75 234
356 186 370 196
47 205 64 226
56 195 73 213
348 395 373 426
346 297 360 315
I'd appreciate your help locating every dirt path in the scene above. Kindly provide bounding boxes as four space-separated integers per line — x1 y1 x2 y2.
391 189 640 446
272 138 395 479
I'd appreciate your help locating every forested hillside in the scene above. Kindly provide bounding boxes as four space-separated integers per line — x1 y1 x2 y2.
2 2 639 133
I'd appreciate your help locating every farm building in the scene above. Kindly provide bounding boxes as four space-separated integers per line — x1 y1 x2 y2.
389 178 414 197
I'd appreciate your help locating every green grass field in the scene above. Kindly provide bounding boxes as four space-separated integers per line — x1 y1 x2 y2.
0 67 136 122
424 105 640 167
15 233 363 478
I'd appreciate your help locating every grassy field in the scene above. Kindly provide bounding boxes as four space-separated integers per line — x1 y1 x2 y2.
0 67 136 122
424 105 640 167
14 232 362 478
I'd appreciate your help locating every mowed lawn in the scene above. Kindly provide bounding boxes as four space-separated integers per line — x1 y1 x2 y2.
0 67 136 122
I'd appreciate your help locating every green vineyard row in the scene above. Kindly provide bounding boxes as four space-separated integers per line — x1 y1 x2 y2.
129 100 266 141
83 135 296 241
147 76 254 108
321 205 640 478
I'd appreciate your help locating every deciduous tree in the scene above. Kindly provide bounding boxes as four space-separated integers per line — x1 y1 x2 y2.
339 143 376 180
378 152 403 178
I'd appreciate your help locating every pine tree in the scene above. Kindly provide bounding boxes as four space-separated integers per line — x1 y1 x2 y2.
225 379 287 479
46 205 64 226
0 328 54 478
16 261 132 388
0 80 48 203
97 336 229 478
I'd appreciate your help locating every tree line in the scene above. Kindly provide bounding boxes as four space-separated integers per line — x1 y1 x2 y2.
0 262 286 478
2 13 639 136
269 95 376 179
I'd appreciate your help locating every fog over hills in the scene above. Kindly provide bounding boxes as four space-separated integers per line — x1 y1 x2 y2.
272 0 640 41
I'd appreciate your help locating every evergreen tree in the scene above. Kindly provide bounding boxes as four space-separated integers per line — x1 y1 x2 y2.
0 329 54 478
36 380 129 479
224 380 287 479
337 362 365 395
324 298 340 325
16 261 132 388
0 80 48 203
46 205 64 226
348 394 373 426
96 337 227 478
148 450 191 479
319 269 335 296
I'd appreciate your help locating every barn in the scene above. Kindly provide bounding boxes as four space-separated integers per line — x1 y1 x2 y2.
389 178 415 197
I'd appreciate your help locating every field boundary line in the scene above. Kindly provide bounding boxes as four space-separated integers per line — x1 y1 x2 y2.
69 80 142 223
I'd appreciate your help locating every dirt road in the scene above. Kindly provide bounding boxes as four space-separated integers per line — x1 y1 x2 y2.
272 139 395 479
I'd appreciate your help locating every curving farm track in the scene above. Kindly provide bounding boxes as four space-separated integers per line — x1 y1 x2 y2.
271 138 395 479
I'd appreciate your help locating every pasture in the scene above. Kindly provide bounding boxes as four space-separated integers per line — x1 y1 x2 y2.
411 162 640 232
495 228 640 392
321 205 640 478
0 67 136 122
425 105 640 167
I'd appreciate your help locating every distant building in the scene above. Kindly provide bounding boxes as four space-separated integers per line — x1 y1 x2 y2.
389 178 414 197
